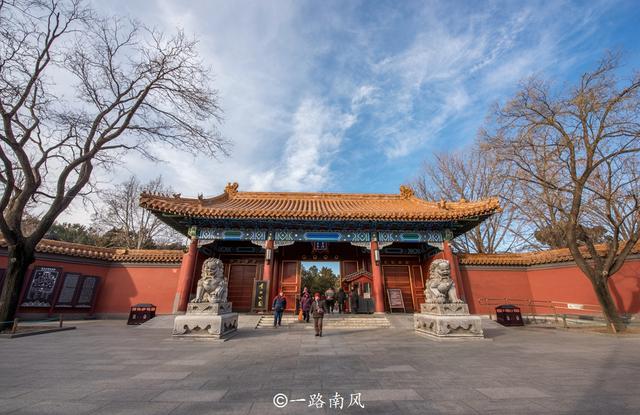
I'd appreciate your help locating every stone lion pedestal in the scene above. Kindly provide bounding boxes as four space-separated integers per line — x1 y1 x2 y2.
173 258 238 340
414 259 484 340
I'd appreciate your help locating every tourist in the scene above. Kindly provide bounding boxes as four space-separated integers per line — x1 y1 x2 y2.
300 291 312 323
336 287 347 314
272 291 287 328
325 287 335 313
310 292 327 337
350 285 359 314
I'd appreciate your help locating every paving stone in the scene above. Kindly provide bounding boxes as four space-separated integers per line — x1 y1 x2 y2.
17 387 100 401
536 396 630 412
120 359 165 365
370 364 416 372
82 388 165 402
248 402 315 415
0 388 30 399
0 398 34 414
151 389 227 402
464 398 549 413
91 401 180 415
171 402 253 415
163 359 203 366
395 400 478 414
415 387 489 402
221 388 291 403
358 388 423 401
1 319 639 415
12 400 104 415
82 364 127 371
131 371 192 380
475 386 550 399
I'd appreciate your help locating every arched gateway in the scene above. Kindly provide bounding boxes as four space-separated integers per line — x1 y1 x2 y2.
140 183 500 313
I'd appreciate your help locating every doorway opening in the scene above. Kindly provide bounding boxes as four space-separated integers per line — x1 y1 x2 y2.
300 261 340 295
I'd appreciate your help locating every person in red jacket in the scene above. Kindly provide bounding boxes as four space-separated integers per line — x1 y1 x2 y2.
300 291 312 323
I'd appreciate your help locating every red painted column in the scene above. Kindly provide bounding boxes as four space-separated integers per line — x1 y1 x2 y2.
262 239 275 311
174 238 198 313
263 239 274 281
442 240 466 302
370 240 385 313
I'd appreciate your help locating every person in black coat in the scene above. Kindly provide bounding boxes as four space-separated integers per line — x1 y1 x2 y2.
272 291 287 328
349 285 359 314
309 292 327 337
336 287 347 314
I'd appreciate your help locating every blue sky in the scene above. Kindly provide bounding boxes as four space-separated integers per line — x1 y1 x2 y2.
63 1 640 220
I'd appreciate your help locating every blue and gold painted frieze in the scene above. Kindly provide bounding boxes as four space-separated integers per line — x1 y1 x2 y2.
193 226 451 243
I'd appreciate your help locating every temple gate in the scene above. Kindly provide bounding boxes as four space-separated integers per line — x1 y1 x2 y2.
140 183 499 313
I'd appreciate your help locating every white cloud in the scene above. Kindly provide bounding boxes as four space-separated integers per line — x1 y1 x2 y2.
254 97 356 191
351 85 379 108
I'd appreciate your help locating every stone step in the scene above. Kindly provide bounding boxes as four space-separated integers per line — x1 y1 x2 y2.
257 318 391 323
255 314 391 329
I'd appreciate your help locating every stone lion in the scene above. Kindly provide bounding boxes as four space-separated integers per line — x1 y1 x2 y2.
424 259 462 304
192 258 228 304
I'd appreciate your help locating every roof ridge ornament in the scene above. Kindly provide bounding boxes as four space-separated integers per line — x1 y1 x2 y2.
225 182 239 196
399 185 414 199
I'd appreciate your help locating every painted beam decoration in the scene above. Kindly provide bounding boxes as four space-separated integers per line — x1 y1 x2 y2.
195 227 267 241
193 226 451 244
378 230 451 243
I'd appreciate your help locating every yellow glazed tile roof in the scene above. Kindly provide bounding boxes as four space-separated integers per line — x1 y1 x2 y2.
139 183 501 221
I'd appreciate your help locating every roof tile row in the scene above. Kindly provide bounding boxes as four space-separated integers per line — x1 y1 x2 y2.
139 183 501 221
458 242 640 266
1 239 184 263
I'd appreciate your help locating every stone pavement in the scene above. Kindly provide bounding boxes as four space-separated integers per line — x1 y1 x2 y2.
1 317 639 414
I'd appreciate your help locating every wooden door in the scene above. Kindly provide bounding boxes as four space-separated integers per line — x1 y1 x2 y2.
411 265 425 309
227 264 258 312
382 265 415 312
280 261 298 311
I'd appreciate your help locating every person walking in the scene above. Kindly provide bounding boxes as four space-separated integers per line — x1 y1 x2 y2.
325 287 335 314
300 291 312 323
336 287 347 314
310 292 327 337
272 291 287 328
350 285 359 314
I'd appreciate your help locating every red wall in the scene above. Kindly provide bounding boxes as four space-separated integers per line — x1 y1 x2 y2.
3 250 638 318
1 254 180 317
460 257 640 315
97 265 180 315
460 266 532 314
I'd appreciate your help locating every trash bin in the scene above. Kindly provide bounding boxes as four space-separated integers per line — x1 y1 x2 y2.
127 303 156 325
495 304 524 326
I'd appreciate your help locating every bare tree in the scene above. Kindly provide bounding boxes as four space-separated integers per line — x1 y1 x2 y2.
93 175 184 249
0 0 226 326
482 53 640 332
412 147 530 253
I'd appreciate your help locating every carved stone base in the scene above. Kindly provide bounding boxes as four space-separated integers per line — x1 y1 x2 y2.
172 312 238 339
420 302 469 315
186 301 232 315
414 312 484 339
